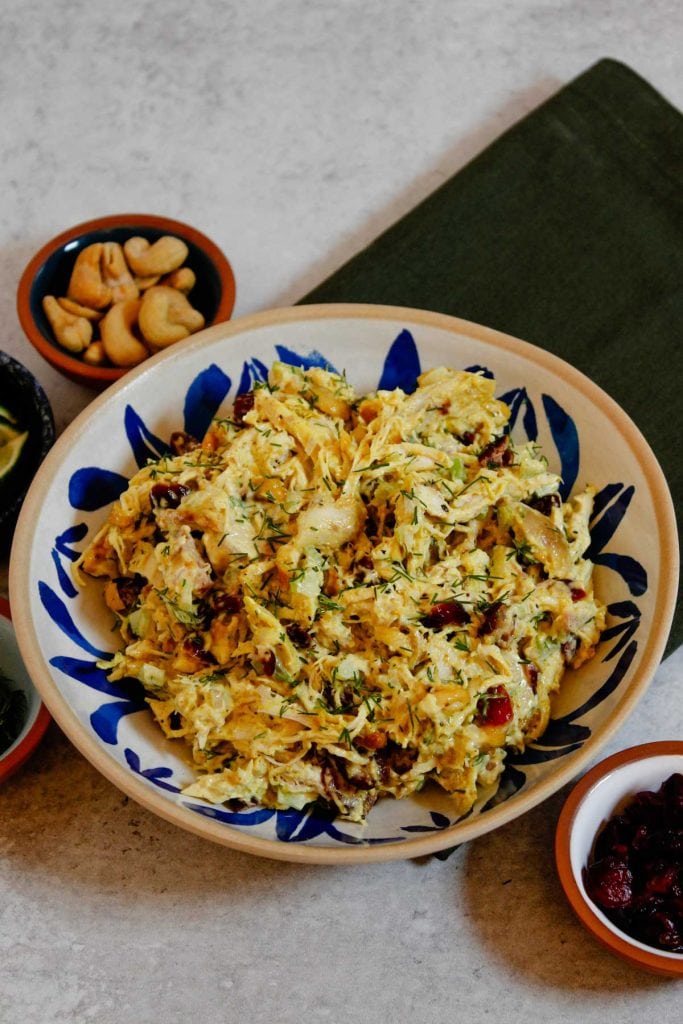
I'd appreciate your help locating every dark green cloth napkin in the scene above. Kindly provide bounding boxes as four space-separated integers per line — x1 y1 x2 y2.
299 58 682 656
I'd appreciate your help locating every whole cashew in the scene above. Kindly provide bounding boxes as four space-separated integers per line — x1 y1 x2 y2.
123 236 189 277
138 286 205 349
43 295 92 352
57 296 103 321
83 340 106 366
160 267 196 294
67 243 112 309
101 242 139 303
100 299 149 367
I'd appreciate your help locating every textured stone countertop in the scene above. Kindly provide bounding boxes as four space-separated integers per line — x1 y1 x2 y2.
1 2 681 1021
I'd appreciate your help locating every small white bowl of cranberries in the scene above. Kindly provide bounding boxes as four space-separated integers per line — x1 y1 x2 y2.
555 741 683 976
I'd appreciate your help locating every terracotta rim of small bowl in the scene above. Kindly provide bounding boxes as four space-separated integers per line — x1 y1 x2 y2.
0 596 51 783
555 741 683 977
16 213 236 385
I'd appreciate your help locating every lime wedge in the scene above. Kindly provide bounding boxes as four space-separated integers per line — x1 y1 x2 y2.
0 421 22 445
0 404 17 425
0 430 28 479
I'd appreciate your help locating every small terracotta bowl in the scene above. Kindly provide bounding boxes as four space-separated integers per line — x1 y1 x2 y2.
555 741 683 977
17 213 236 389
0 597 50 783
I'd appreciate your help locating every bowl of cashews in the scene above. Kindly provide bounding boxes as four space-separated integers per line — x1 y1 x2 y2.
17 213 236 389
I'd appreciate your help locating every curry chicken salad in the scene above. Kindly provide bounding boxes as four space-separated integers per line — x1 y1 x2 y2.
77 362 605 823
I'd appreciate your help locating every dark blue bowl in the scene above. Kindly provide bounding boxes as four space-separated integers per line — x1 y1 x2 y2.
0 352 55 551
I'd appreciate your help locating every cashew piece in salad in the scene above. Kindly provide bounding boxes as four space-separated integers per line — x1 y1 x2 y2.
138 285 205 349
100 299 148 367
42 295 92 353
67 243 112 310
101 242 139 303
123 236 188 277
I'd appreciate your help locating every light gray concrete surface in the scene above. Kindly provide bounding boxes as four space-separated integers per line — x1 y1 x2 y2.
1 2 681 1020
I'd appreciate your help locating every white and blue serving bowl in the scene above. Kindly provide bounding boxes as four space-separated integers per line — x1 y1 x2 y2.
8 305 678 863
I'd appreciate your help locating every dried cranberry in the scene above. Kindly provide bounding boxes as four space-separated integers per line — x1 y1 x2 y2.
421 601 469 629
478 435 510 467
626 790 666 826
527 493 560 517
635 908 682 951
150 482 191 509
662 773 683 820
169 430 199 455
182 635 204 658
474 685 513 727
458 431 475 445
630 822 653 852
113 575 144 612
261 651 275 676
226 798 249 812
375 740 417 776
208 591 242 614
647 828 683 858
570 587 587 602
524 663 539 693
364 510 379 540
233 391 255 426
593 814 632 861
180 636 215 663
479 600 506 636
286 622 312 648
585 856 634 910
642 862 679 897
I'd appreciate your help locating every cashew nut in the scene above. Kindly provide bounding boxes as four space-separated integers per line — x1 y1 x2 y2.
100 299 148 367
42 295 92 353
123 236 189 277
101 242 139 303
134 274 161 291
82 340 106 366
138 286 205 349
57 297 103 321
48 231 206 368
160 267 196 294
67 243 112 310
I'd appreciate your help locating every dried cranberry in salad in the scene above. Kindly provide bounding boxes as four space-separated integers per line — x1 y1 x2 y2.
584 773 683 953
